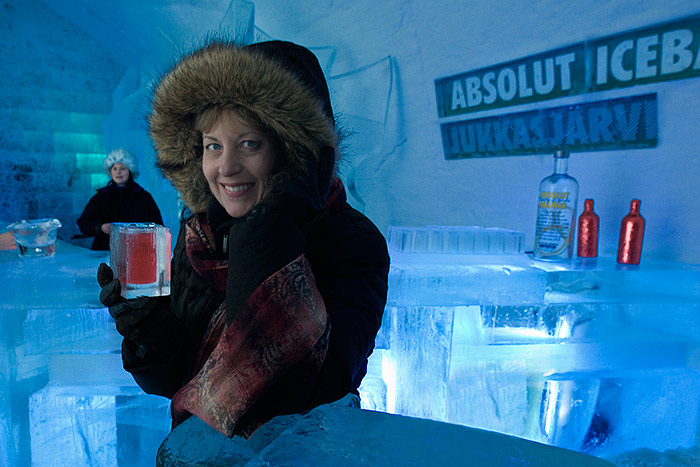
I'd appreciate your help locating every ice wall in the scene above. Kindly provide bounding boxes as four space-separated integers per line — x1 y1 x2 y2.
0 0 125 244
250 0 700 264
5 1 700 263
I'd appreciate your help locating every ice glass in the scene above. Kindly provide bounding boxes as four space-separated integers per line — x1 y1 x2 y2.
110 223 171 299
8 218 62 258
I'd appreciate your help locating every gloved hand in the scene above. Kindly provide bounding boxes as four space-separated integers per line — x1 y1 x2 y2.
97 263 172 350
223 145 335 321
249 145 335 227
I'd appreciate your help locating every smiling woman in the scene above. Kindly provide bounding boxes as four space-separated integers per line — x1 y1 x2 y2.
198 109 279 218
96 38 390 441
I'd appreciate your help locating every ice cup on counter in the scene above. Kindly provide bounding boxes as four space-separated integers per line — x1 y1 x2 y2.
7 218 62 258
109 223 171 299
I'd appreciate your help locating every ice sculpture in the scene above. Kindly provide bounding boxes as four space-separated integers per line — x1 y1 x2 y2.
328 55 397 213
358 225 700 459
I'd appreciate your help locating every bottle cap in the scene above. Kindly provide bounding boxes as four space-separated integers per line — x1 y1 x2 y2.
554 150 570 158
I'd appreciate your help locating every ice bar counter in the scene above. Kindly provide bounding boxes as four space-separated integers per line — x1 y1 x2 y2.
0 239 171 466
2 226 700 465
361 226 700 460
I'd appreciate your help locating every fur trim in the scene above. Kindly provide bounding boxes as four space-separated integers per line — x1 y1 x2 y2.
149 40 338 213
104 148 139 179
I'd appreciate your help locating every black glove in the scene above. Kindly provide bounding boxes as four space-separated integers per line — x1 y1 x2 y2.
223 145 335 321
97 263 174 356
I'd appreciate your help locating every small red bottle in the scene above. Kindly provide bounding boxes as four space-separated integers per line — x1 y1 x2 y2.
617 199 645 265
577 199 599 258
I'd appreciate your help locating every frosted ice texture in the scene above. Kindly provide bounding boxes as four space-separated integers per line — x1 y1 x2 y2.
359 226 700 459
29 385 170 467
0 242 170 466
3 227 700 465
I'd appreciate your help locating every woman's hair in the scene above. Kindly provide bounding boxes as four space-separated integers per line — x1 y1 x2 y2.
194 106 262 134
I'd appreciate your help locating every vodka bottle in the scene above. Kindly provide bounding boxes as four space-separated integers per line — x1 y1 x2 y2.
534 150 579 261
617 199 645 265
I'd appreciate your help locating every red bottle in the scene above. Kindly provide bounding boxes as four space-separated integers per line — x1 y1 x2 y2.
577 199 599 258
617 199 645 265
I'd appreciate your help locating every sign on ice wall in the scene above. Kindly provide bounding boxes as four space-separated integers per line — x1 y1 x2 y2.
435 14 700 158
441 94 657 159
436 14 700 116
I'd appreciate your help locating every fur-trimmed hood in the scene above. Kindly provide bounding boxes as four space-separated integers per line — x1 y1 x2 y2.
149 40 338 213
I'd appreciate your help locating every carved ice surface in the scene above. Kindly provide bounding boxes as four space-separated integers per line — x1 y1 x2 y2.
3 224 700 465
29 384 170 467
0 239 170 467
358 226 700 459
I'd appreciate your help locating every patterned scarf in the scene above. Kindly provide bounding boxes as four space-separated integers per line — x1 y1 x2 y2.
171 179 345 438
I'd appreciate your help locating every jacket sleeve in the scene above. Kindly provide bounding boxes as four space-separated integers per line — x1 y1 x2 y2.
238 207 389 416
77 193 103 237
301 210 389 407
119 294 190 398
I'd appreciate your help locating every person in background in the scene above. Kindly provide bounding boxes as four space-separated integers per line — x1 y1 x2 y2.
96 39 390 439
78 148 164 250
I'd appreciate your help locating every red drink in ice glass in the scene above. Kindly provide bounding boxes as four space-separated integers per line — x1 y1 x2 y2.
126 230 157 285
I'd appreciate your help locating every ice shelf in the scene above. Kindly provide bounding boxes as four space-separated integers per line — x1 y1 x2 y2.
2 227 700 465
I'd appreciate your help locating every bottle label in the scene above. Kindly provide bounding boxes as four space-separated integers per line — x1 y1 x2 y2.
535 191 573 257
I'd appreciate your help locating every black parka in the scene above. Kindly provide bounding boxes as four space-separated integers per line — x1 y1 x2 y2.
122 193 389 410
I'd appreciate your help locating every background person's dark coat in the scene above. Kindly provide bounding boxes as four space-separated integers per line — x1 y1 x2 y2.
77 178 164 250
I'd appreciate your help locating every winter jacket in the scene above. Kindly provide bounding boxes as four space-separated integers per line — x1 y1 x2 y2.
77 179 163 250
121 183 389 414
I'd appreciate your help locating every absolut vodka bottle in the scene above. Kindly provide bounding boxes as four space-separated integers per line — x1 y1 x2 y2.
534 150 579 261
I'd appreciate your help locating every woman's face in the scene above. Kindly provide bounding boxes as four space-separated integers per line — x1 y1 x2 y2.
201 111 278 218
110 163 130 186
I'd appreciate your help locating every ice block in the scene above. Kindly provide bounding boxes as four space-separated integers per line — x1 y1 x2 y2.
359 225 700 459
110 223 171 299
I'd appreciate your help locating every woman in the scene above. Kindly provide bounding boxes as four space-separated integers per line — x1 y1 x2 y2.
97 39 390 438
78 148 164 250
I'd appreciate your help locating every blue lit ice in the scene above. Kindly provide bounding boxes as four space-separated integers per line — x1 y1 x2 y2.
0 239 170 467
3 224 700 465
359 226 700 460
5 226 700 466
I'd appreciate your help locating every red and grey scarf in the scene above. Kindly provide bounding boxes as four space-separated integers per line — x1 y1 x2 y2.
170 179 345 438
